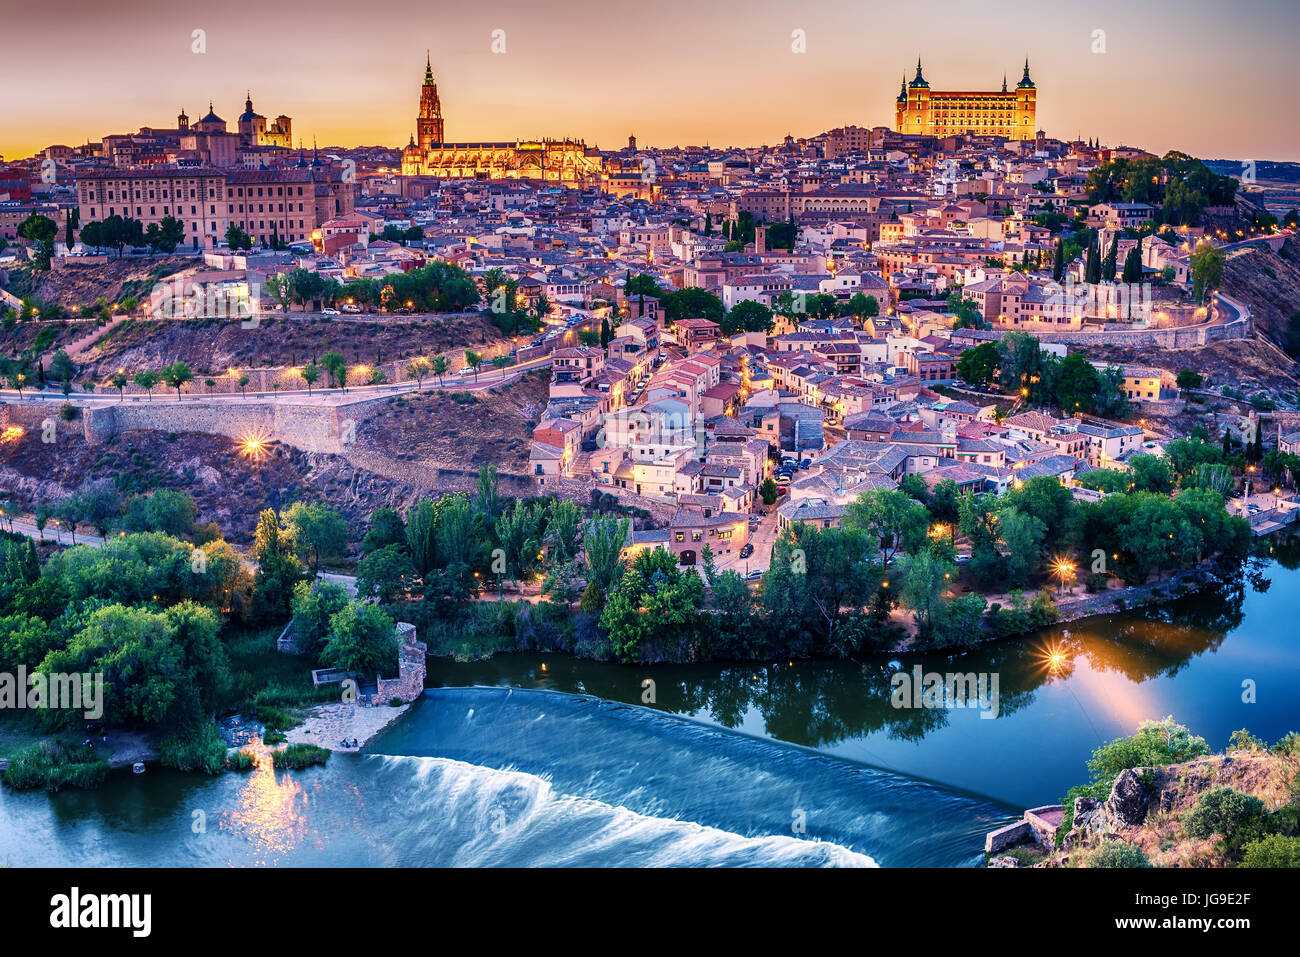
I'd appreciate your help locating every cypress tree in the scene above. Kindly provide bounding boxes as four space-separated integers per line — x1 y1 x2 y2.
1121 244 1143 284
1102 236 1119 281
1052 239 1064 281
1085 240 1101 284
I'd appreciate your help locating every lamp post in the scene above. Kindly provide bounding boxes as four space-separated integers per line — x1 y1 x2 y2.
1051 557 1076 595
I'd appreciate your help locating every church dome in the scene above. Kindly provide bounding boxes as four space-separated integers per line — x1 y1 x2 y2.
239 93 264 122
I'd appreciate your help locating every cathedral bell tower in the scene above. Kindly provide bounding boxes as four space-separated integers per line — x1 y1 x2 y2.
417 52 444 148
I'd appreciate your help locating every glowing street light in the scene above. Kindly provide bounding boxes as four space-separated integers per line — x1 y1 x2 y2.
1050 556 1076 594
237 432 272 463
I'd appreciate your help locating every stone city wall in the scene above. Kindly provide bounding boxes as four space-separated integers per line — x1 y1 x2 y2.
76 400 364 452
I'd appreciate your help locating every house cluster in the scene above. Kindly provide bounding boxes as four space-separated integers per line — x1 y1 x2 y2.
528 276 1158 564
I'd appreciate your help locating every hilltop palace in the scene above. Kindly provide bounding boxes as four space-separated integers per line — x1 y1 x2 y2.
400 55 605 183
895 58 1036 139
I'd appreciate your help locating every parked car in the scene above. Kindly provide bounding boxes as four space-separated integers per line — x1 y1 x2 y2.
746 570 764 582
799 458 811 469
739 543 754 559
322 307 340 316
458 366 477 376
341 304 361 314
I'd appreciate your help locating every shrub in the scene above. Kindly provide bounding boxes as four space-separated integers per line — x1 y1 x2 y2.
271 743 330 770
59 402 77 421
1239 834 1300 868
263 730 286 745
1182 786 1267 853
255 705 298 731
159 722 229 774
2 741 110 792
1087 842 1152 868
1058 717 1210 842
1271 731 1300 756
226 749 257 772
1226 729 1265 752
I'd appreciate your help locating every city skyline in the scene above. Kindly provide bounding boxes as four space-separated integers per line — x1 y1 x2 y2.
3 0 1299 162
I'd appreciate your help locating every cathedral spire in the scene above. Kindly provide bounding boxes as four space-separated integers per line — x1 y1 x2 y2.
1002 74 1007 93
424 50 435 86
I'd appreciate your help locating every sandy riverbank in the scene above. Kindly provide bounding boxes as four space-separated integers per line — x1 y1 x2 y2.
284 701 411 752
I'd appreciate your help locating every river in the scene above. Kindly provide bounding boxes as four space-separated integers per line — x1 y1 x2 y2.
2 541 1297 867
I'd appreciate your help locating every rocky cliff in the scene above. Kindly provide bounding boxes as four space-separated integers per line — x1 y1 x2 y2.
1011 748 1299 868
1222 234 1300 356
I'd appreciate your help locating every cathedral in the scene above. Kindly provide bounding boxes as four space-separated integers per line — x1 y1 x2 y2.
238 92 293 149
894 59 1036 139
399 55 605 183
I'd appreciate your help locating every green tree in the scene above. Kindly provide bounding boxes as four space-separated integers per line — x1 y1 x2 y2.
355 545 416 604
405 357 432 389
224 224 253 251
49 349 76 386
17 213 57 245
896 548 956 634
1054 352 1102 415
996 507 1048 588
721 300 773 336
289 580 351 661
251 509 307 621
1190 241 1225 304
599 548 704 662
160 360 194 400
145 216 185 254
842 488 929 565
321 602 399 676
284 500 349 572
429 354 451 386
955 342 999 390
1121 244 1143 284
495 500 545 585
660 287 724 325
118 490 198 538
109 370 129 401
133 369 159 400
1182 786 1267 856
320 351 347 390
463 350 483 382
583 515 630 595
844 292 880 320
361 508 406 555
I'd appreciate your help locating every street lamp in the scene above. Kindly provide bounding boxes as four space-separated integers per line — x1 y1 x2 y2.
1050 556 1076 594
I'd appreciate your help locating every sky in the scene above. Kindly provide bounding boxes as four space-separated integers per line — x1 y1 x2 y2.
2 0 1298 162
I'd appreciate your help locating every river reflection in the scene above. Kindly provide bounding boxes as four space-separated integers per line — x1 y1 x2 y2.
429 544 1300 808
